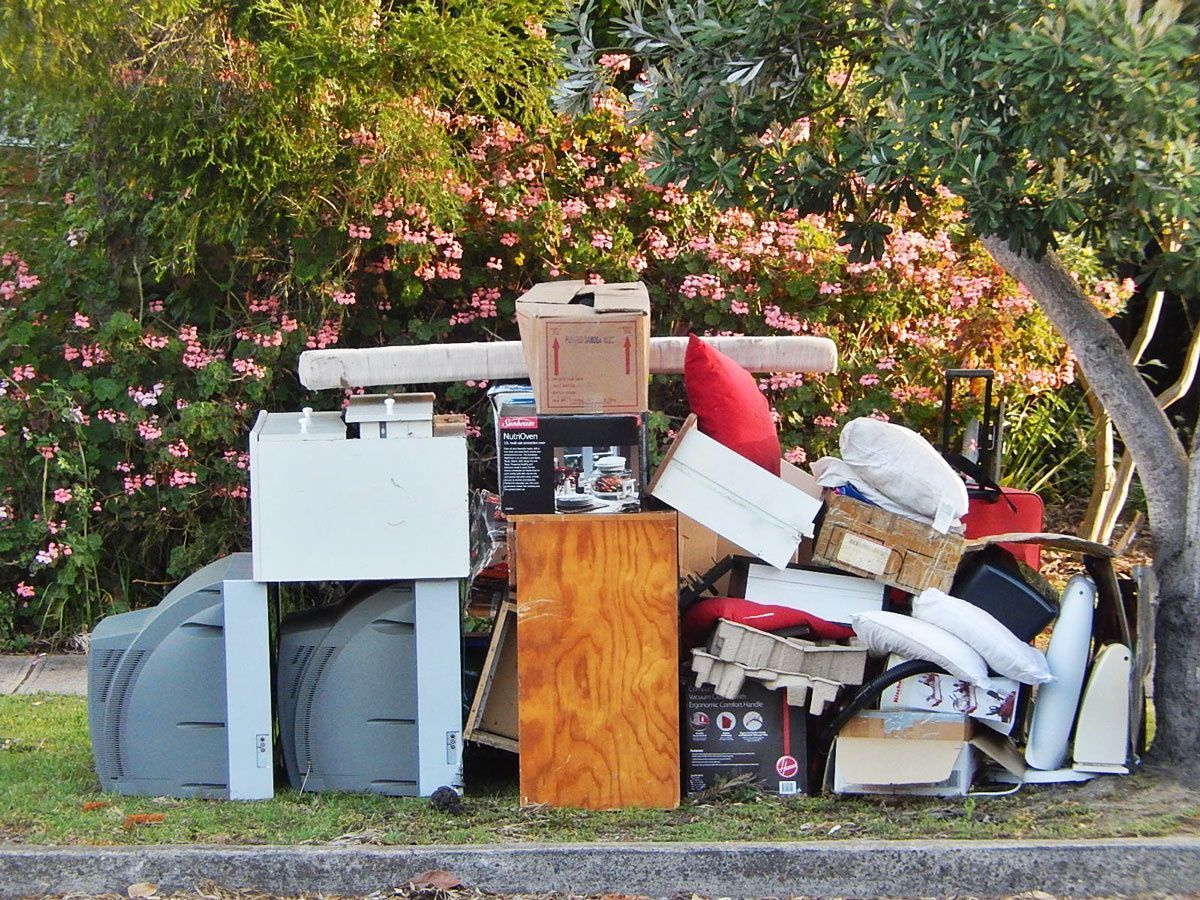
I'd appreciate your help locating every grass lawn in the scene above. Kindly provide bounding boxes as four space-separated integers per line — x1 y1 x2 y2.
1 694 1197 847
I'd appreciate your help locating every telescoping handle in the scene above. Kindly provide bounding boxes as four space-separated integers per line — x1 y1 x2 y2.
940 368 1003 484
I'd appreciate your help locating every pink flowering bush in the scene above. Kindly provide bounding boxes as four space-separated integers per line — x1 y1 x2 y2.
0 84 1127 642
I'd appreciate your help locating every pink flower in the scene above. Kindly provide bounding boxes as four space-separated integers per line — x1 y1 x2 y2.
169 469 198 488
52 488 72 503
149 299 164 313
167 440 190 458
486 257 504 271
813 415 838 429
500 232 519 247
137 418 163 441
16 582 35 599
72 312 91 328
333 290 356 306
590 232 614 250
784 446 808 465
858 373 881 386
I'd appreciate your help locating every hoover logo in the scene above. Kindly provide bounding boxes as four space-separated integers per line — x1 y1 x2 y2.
500 416 538 429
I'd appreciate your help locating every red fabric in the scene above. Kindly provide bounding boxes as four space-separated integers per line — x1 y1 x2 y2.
682 596 855 648
684 334 781 476
962 489 1044 570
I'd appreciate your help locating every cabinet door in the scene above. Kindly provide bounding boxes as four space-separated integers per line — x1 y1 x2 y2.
515 512 679 809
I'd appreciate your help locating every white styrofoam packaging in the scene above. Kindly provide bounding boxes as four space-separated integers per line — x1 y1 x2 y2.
648 414 822 569
249 409 470 582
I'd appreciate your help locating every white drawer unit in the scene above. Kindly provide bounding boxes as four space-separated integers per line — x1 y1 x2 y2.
249 408 469 582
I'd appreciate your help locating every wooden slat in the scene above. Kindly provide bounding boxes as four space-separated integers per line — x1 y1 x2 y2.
514 512 679 809
464 602 519 753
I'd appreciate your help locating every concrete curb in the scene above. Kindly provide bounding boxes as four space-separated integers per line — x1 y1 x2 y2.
0 654 87 696
2 838 1198 898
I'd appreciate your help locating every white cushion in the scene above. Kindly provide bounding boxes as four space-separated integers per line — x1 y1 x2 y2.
912 588 1052 685
852 610 989 686
812 418 968 533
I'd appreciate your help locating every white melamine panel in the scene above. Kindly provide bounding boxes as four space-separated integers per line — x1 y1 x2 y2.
250 413 469 582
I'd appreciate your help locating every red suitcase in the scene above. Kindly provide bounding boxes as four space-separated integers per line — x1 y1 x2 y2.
962 489 1044 570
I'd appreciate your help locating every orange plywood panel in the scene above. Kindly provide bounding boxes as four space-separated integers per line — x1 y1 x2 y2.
514 512 679 809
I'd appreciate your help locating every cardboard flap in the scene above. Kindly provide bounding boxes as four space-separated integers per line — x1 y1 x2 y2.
840 711 971 742
515 280 649 317
781 460 823 501
970 730 1026 778
965 532 1114 558
837 737 965 785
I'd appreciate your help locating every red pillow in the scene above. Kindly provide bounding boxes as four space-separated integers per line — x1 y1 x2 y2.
682 596 855 648
684 334 781 475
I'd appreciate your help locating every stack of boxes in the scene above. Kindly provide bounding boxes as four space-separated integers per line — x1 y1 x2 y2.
494 280 652 516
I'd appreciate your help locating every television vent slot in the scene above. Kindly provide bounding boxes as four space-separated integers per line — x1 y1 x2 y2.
179 621 223 635
176 721 226 729
103 649 148 779
297 645 336 773
288 645 316 699
369 779 417 788
370 618 414 635
180 782 228 789
92 649 124 704
366 718 416 725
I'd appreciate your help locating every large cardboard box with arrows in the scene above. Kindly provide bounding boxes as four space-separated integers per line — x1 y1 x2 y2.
514 280 650 414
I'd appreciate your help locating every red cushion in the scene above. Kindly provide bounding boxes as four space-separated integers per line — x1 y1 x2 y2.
684 334 781 475
682 596 855 648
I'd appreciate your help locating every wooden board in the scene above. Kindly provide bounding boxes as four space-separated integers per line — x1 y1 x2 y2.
514 512 680 809
464 601 519 753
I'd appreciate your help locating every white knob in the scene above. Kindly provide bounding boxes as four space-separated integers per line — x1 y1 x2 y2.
302 407 313 419
384 397 395 417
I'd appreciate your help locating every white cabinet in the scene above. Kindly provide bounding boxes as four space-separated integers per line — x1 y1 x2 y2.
249 409 469 582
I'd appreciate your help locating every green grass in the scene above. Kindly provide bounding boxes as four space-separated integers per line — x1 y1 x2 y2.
1 695 1197 846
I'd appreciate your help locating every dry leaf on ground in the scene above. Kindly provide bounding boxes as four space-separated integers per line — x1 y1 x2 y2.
126 882 158 898
406 869 465 891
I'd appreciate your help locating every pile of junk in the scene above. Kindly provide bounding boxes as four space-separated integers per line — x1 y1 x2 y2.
87 278 1151 808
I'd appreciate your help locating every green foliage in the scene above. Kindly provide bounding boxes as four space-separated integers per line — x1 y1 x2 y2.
557 0 1200 296
0 97 1093 642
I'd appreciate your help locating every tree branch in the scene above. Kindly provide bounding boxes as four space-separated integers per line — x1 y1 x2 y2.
980 235 1188 560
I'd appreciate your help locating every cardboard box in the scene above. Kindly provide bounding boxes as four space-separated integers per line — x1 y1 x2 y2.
514 280 650 414
496 405 647 515
832 710 1024 796
878 657 1020 735
649 414 823 570
684 678 808 797
833 711 975 797
812 493 964 594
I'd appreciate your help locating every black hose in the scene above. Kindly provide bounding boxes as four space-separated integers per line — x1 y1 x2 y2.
818 658 946 753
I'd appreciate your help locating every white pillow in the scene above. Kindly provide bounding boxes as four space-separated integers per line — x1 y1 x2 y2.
851 610 989 686
816 418 968 533
911 588 1052 685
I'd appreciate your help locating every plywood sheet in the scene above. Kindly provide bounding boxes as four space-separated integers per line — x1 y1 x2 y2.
514 512 679 809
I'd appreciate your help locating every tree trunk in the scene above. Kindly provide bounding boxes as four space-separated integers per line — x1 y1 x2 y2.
979 236 1188 564
1147 551 1200 781
979 235 1198 775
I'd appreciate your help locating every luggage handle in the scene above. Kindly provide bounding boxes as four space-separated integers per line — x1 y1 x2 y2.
940 369 1004 484
945 452 1018 513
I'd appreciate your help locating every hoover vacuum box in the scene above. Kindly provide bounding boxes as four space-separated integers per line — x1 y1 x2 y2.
684 678 808 797
496 404 648 515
